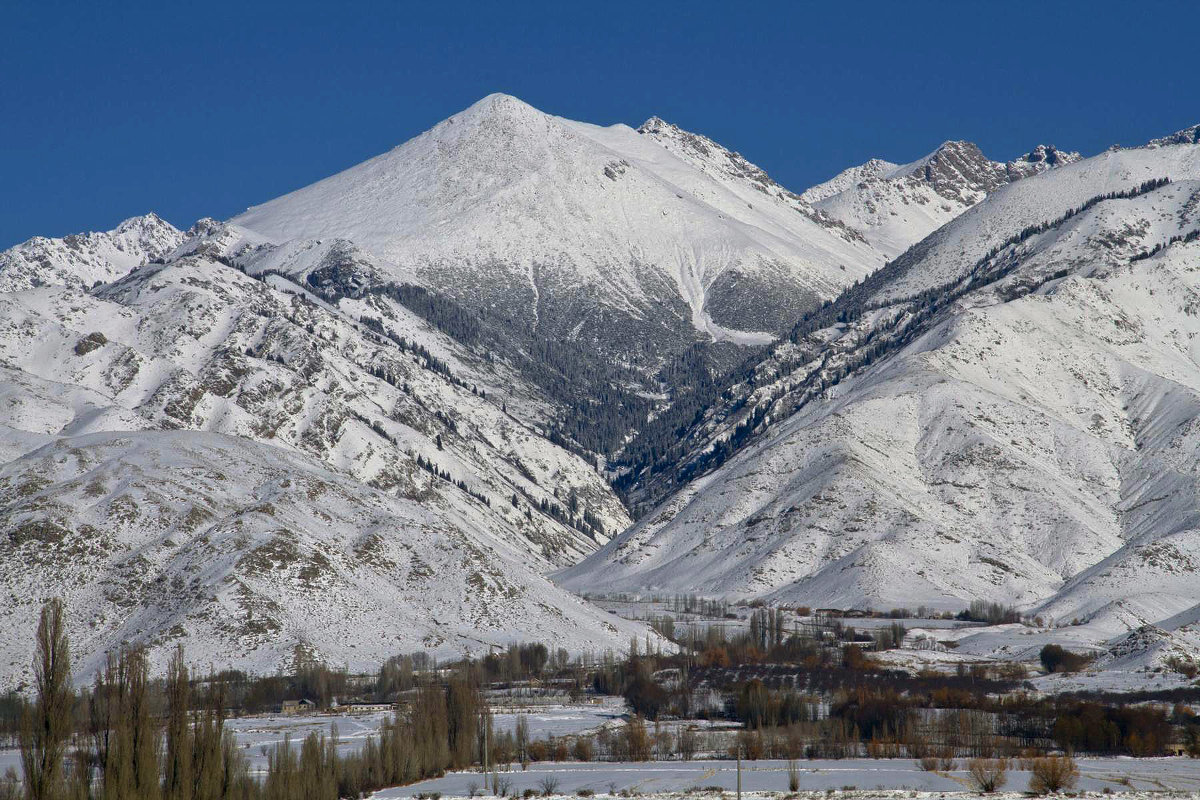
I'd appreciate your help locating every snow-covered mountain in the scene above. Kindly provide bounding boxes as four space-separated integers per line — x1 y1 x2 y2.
802 141 1081 260
0 220 660 687
5 93 1199 690
231 94 884 354
0 213 184 292
561 129 1200 645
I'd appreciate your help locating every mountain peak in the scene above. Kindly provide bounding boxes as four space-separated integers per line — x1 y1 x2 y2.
453 93 547 125
1016 143 1077 166
113 211 176 235
637 116 676 135
904 140 1004 197
0 213 184 292
1147 123 1200 148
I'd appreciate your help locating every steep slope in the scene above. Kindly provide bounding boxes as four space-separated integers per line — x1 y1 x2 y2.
0 256 627 562
0 213 183 292
232 94 883 355
562 133 1200 621
0 430 649 687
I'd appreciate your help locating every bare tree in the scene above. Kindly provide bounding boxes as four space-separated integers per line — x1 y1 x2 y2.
1029 755 1078 794
966 758 1008 792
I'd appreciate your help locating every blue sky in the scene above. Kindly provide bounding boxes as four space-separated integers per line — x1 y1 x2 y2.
3 0 1198 248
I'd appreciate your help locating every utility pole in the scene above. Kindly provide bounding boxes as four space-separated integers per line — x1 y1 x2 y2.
736 739 742 800
483 710 490 794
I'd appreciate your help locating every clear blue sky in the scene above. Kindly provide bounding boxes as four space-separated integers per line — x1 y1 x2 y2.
4 0 1198 248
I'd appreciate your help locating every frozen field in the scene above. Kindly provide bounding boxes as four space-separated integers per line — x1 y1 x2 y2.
374 757 1200 797
490 697 628 737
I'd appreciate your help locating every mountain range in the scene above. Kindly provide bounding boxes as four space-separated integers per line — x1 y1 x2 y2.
3 94 1199 687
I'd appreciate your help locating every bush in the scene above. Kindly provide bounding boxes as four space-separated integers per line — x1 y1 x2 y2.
787 759 800 792
918 755 941 772
1029 755 1079 793
1039 644 1090 674
966 758 1008 792
538 776 561 796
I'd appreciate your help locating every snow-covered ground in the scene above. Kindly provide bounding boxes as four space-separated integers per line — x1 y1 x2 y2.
490 697 629 738
374 757 1200 797
0 247 658 688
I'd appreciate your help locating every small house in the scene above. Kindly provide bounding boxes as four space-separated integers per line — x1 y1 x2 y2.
280 698 317 715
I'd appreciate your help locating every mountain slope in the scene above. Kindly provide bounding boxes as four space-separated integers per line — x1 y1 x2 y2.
0 430 648 686
0 255 626 563
561 133 1200 624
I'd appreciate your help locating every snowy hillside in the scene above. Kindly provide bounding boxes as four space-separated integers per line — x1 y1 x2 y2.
232 94 885 353
561 131 1200 657
0 258 627 559
0 429 650 686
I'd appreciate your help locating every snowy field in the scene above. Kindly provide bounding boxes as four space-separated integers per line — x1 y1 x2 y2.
373 757 1200 797
490 697 628 737
0 701 638 778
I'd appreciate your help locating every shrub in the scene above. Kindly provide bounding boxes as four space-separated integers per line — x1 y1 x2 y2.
918 755 940 772
1029 755 1079 793
787 759 800 792
539 777 561 796
1039 644 1090 674
966 758 1008 792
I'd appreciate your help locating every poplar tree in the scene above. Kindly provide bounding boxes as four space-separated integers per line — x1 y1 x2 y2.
20 599 73 800
163 647 193 800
